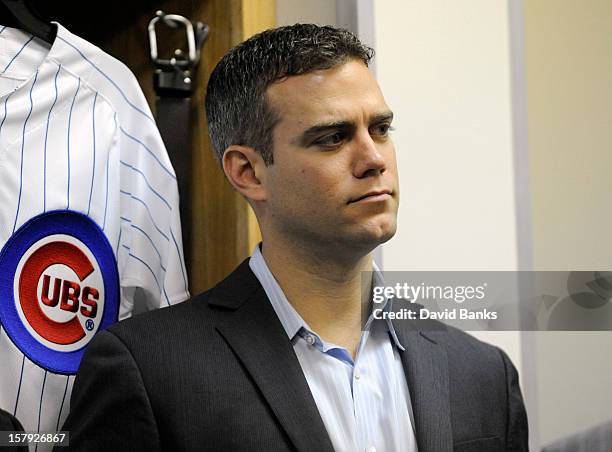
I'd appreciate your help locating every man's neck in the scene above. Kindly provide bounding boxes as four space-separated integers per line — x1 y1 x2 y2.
261 238 373 356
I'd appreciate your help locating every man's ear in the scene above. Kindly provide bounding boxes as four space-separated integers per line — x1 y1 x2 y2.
222 145 267 202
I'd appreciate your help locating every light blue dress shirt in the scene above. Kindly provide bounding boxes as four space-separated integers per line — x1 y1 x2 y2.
249 245 418 452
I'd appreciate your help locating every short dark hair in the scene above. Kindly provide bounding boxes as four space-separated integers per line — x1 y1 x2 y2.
205 23 374 165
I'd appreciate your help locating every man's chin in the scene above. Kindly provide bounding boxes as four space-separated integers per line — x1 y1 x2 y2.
370 226 397 247
346 220 397 251
377 227 397 245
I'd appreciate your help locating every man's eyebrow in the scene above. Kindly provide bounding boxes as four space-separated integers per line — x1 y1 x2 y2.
370 111 394 125
295 121 356 146
294 111 395 146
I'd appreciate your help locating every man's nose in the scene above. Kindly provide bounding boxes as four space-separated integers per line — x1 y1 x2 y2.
352 131 386 178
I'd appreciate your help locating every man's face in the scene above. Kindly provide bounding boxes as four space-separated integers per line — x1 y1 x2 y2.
262 59 399 254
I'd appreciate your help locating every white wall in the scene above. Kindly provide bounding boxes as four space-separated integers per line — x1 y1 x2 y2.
375 1 518 272
526 0 612 271
524 0 612 446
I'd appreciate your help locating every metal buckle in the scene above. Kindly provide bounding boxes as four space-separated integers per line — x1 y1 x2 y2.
148 11 206 69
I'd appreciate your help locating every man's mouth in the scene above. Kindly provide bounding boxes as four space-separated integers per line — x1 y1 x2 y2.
348 189 393 204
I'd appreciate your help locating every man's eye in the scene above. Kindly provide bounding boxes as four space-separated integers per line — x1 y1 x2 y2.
314 132 345 147
371 123 393 136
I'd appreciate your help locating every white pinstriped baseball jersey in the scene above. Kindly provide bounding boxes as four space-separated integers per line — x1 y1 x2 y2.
0 23 189 448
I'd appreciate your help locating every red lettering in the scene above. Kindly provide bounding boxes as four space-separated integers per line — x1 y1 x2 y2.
41 275 61 307
80 286 99 318
60 281 80 313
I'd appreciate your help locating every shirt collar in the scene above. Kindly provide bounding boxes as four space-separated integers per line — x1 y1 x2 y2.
249 244 405 350
249 244 304 340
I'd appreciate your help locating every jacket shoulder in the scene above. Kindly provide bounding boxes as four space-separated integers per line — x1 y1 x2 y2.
105 258 257 344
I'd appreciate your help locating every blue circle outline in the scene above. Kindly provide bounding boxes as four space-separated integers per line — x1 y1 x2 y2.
0 210 119 374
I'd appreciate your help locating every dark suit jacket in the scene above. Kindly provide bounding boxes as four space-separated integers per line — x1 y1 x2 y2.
60 260 528 451
0 409 28 452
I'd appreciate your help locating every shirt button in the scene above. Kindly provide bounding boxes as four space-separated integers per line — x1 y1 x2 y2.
354 372 360 380
305 335 315 346
366 447 376 452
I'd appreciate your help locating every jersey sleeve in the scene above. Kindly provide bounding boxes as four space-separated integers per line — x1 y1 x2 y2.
114 81 190 317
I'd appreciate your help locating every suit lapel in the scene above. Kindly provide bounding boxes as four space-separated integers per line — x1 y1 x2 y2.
210 261 335 452
394 322 453 452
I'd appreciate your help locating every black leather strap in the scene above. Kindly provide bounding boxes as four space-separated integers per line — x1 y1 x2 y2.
150 13 208 283
154 70 193 277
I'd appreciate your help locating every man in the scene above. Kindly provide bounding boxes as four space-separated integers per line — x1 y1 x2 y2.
60 24 528 451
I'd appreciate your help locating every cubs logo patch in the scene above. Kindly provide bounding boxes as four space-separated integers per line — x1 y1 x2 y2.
0 210 119 374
